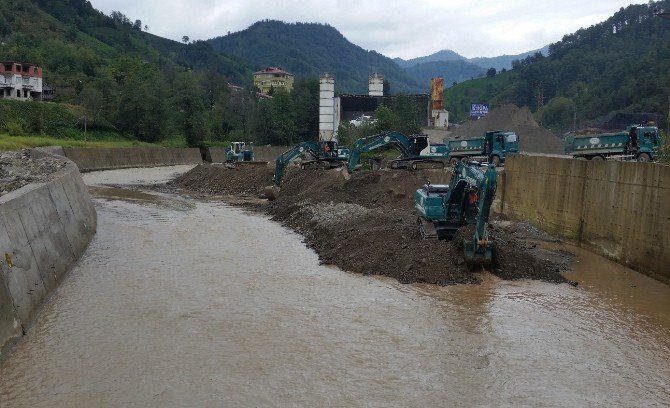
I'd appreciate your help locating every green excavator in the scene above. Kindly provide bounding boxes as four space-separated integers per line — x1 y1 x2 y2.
347 131 449 172
273 141 349 185
414 160 497 266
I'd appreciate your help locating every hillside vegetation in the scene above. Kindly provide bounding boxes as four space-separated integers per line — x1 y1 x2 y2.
0 0 259 146
208 20 424 94
444 1 670 134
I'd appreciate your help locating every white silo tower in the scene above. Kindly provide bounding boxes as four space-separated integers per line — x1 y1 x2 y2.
369 72 384 96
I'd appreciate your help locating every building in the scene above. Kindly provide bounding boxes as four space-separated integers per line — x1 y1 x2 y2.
0 62 43 100
253 67 294 94
318 73 430 142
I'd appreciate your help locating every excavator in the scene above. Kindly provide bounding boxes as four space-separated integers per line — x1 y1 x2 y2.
414 160 497 266
347 131 449 172
273 141 348 185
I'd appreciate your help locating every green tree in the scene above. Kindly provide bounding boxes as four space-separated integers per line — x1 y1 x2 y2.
374 104 396 133
393 94 420 135
270 88 297 145
171 72 209 146
292 78 319 141
117 65 168 142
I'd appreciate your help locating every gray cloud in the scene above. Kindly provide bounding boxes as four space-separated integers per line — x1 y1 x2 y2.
90 0 636 58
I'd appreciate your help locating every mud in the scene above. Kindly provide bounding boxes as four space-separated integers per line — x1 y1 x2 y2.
449 104 564 154
174 165 569 286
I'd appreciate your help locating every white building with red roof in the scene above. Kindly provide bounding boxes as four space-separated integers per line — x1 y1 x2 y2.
0 62 44 101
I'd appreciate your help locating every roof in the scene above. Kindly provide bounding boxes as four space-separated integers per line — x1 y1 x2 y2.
0 61 41 67
253 66 293 76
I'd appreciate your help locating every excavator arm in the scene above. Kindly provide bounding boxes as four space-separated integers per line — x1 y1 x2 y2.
347 132 415 172
462 163 497 266
274 142 321 185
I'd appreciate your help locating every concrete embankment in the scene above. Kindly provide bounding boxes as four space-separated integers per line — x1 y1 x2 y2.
64 147 201 171
0 154 96 354
498 154 670 283
206 146 287 163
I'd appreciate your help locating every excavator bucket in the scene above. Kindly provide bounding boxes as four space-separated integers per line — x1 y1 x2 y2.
463 238 494 267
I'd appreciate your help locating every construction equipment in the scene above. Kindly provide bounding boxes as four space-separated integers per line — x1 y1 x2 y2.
415 160 497 266
564 125 660 161
445 130 519 166
273 141 347 185
347 131 449 172
225 142 254 163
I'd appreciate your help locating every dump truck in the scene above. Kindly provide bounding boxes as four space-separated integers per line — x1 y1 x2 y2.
564 125 660 161
445 130 519 166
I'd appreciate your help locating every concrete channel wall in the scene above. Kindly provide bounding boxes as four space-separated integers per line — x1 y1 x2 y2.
0 156 97 354
64 147 201 171
206 146 288 163
500 155 670 283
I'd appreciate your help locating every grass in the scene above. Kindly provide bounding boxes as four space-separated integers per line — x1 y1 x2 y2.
0 133 188 151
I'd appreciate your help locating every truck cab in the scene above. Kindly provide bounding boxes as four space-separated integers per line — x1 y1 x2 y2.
628 125 660 161
485 131 519 165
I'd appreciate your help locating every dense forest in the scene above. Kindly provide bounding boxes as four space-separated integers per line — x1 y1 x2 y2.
207 20 423 94
444 1 670 134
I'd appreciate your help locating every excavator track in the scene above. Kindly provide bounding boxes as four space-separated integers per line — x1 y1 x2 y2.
417 217 438 240
408 160 446 170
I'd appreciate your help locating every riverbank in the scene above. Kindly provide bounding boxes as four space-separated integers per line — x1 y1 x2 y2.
172 164 570 285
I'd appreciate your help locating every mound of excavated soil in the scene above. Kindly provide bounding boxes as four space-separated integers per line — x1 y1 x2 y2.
174 165 569 286
172 163 274 197
450 104 564 154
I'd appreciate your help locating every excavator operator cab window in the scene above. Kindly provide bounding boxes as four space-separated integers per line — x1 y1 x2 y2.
413 136 429 155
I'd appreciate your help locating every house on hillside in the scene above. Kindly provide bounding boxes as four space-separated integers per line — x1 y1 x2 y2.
0 62 43 101
253 67 294 94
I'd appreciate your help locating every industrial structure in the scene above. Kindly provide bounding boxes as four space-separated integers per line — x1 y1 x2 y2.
0 62 43 100
253 66 294 94
318 72 431 142
429 78 448 127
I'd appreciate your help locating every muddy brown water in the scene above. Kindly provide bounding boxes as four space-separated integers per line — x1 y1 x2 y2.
0 166 668 406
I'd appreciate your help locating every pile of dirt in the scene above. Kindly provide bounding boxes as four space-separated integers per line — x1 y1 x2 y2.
174 165 570 286
450 104 564 154
0 150 68 196
171 163 274 197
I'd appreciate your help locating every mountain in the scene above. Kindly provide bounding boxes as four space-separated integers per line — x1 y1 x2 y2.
207 20 424 94
396 46 550 71
404 60 486 88
393 49 466 68
443 1 670 134
468 45 551 71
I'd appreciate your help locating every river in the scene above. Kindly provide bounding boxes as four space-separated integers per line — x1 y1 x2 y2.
0 166 668 407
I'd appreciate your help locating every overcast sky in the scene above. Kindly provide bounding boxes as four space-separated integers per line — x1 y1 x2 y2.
88 0 639 59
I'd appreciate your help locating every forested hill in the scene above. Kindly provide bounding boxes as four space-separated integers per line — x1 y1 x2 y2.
2 0 251 86
207 20 424 94
0 0 256 145
444 1 670 133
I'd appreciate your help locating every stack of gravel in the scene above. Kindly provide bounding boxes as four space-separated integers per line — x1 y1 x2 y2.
0 150 68 196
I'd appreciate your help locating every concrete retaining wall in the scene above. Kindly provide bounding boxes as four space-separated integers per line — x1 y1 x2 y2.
206 146 288 163
64 147 201 171
0 157 96 354
500 155 670 283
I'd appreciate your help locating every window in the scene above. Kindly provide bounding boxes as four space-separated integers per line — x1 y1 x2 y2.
16 89 20 97
505 133 518 143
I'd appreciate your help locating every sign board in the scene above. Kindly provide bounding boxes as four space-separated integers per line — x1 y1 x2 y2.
470 103 489 119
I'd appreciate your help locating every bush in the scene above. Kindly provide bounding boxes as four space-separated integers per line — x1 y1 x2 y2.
4 120 25 136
